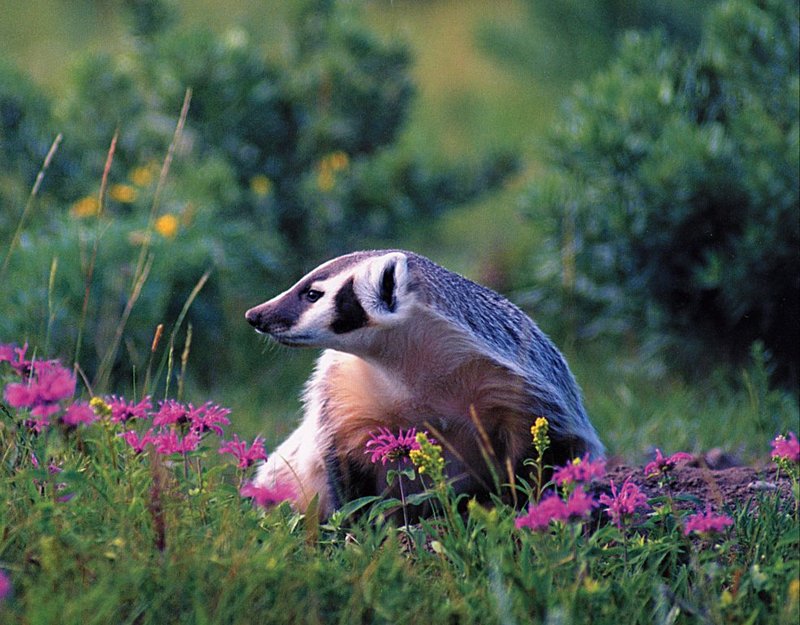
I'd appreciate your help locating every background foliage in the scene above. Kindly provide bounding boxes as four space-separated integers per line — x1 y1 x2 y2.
518 0 799 380
0 0 797 444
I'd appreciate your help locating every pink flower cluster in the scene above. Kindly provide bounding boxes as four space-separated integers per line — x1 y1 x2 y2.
0 569 10 602
553 454 607 486
365 427 427 465
644 448 693 479
119 399 231 456
1 343 95 432
515 489 597 531
683 509 734 536
218 434 268 469
106 395 152 423
771 432 800 464
599 478 650 529
0 342 33 376
516 454 606 531
240 481 296 509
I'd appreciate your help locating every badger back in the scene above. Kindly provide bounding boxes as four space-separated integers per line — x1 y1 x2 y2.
404 252 588 427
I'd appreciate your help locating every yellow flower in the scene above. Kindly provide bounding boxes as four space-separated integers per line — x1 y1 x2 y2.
109 183 137 203
720 590 734 607
531 417 550 456
409 432 445 482
90 396 112 419
155 214 179 239
71 196 100 218
316 152 350 192
789 578 800 608
250 174 273 197
583 577 602 594
317 165 335 192
130 165 154 188
327 150 349 172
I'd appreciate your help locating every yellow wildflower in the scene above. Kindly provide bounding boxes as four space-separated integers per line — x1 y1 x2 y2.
583 577 602 594
409 432 445 482
71 196 100 218
789 578 800 608
155 214 179 239
316 151 350 192
90 396 112 419
327 150 349 172
109 183 137 203
130 165 154 187
317 164 335 192
250 174 273 197
531 416 550 457
720 590 734 607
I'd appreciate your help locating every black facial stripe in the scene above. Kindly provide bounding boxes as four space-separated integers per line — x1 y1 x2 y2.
331 277 368 334
380 261 396 312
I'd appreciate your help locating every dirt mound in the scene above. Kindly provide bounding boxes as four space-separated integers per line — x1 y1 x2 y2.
599 459 792 513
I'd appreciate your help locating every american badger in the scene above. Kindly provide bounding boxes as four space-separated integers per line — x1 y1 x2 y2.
245 250 603 517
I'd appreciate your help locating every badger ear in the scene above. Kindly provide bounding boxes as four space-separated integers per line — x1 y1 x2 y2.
380 259 397 312
356 252 412 322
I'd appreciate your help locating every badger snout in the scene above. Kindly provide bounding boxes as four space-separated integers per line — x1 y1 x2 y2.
245 303 286 333
244 306 263 328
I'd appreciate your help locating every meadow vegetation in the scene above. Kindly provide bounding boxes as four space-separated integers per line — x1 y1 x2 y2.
0 0 797 622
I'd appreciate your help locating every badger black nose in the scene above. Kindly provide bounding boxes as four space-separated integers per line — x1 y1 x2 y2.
245 308 261 327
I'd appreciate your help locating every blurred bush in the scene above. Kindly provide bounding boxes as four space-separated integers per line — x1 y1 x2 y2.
0 0 517 391
479 0 717 87
521 0 798 380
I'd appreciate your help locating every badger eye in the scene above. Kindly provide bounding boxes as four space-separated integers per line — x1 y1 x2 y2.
306 289 323 303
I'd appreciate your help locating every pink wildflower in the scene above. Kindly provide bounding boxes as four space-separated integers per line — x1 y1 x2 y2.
0 343 18 364
0 342 31 375
553 453 606 486
365 427 425 465
644 448 693 478
106 395 152 423
0 570 11 601
121 429 156 453
599 478 650 529
515 493 566 531
515 489 597 531
240 481 296 509
771 432 800 464
564 487 598 518
187 402 231 436
151 429 201 455
4 360 75 418
218 434 268 469
152 399 189 427
23 415 53 433
61 401 97 427
683 509 734 536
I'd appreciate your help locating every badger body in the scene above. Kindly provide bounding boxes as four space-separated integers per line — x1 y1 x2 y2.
245 250 603 517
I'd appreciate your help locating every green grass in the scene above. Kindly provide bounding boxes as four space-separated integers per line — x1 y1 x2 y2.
0 357 797 624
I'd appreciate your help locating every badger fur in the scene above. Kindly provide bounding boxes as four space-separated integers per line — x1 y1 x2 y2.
245 250 603 517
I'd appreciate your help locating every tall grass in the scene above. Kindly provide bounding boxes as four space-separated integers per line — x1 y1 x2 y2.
0 340 797 624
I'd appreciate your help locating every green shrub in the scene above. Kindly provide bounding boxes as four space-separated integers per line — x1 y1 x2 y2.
525 0 799 378
0 0 516 390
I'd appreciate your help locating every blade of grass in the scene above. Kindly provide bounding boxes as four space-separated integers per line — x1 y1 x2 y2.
44 256 59 356
74 130 118 370
93 253 155 392
151 269 211 399
1 133 62 282
177 323 193 402
131 88 192 293
143 323 165 398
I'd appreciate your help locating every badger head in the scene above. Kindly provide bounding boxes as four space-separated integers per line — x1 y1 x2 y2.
245 251 415 352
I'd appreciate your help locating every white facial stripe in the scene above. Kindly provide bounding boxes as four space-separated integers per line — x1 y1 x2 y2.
292 268 361 334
